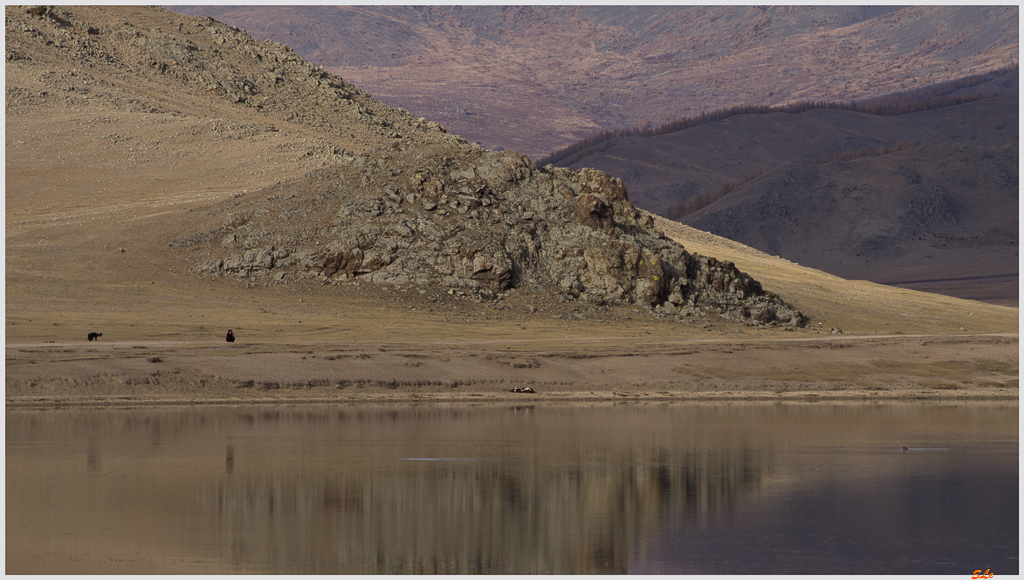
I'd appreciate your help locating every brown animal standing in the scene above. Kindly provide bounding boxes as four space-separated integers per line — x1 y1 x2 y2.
87 332 102 341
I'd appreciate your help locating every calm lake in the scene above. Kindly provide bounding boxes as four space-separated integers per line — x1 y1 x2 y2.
6 401 1018 574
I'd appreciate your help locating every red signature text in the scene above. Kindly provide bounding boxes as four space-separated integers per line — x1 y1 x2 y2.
972 569 994 579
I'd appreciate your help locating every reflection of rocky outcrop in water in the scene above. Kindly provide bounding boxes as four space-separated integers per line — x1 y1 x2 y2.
195 439 767 573
8 403 1018 575
6 405 773 574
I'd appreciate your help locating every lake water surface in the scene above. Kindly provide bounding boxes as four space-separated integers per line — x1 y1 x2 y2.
6 401 1018 574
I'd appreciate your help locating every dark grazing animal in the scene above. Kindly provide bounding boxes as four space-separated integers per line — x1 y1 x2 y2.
226 329 235 343
87 332 102 341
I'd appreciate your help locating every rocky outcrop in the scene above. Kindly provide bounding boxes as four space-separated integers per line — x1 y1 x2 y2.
125 5 806 327
176 141 805 326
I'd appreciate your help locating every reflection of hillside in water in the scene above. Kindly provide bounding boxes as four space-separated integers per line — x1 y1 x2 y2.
198 416 770 574
9 403 1015 574
7 404 775 574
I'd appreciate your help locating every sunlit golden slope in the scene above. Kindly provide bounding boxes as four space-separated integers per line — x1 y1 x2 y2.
652 213 1018 335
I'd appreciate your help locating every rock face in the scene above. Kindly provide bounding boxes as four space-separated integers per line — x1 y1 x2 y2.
175 141 806 326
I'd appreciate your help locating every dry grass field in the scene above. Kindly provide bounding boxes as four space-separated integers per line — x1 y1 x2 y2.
5 6 1018 409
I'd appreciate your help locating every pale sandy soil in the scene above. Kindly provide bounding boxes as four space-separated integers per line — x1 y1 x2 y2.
6 332 1018 409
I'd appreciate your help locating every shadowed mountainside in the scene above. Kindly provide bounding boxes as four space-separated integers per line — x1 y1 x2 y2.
166 5 1019 158
563 90 1018 217
683 143 1018 306
554 73 1019 306
541 66 1019 170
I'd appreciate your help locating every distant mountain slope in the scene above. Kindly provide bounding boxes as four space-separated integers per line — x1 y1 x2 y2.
566 92 1018 216
682 143 1019 305
166 5 1019 158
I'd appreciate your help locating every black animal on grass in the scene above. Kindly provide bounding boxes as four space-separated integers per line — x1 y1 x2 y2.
87 332 102 341
226 329 235 343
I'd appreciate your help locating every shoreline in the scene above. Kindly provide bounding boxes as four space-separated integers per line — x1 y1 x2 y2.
6 391 1020 411
7 333 1018 410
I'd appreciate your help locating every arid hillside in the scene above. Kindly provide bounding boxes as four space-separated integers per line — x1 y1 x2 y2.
5 3 1017 410
5 4 467 341
6 4 804 340
6 5 465 212
147 6 1019 309
166 5 1019 159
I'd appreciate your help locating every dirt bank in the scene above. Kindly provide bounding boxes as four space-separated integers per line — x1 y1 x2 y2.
6 333 1017 409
